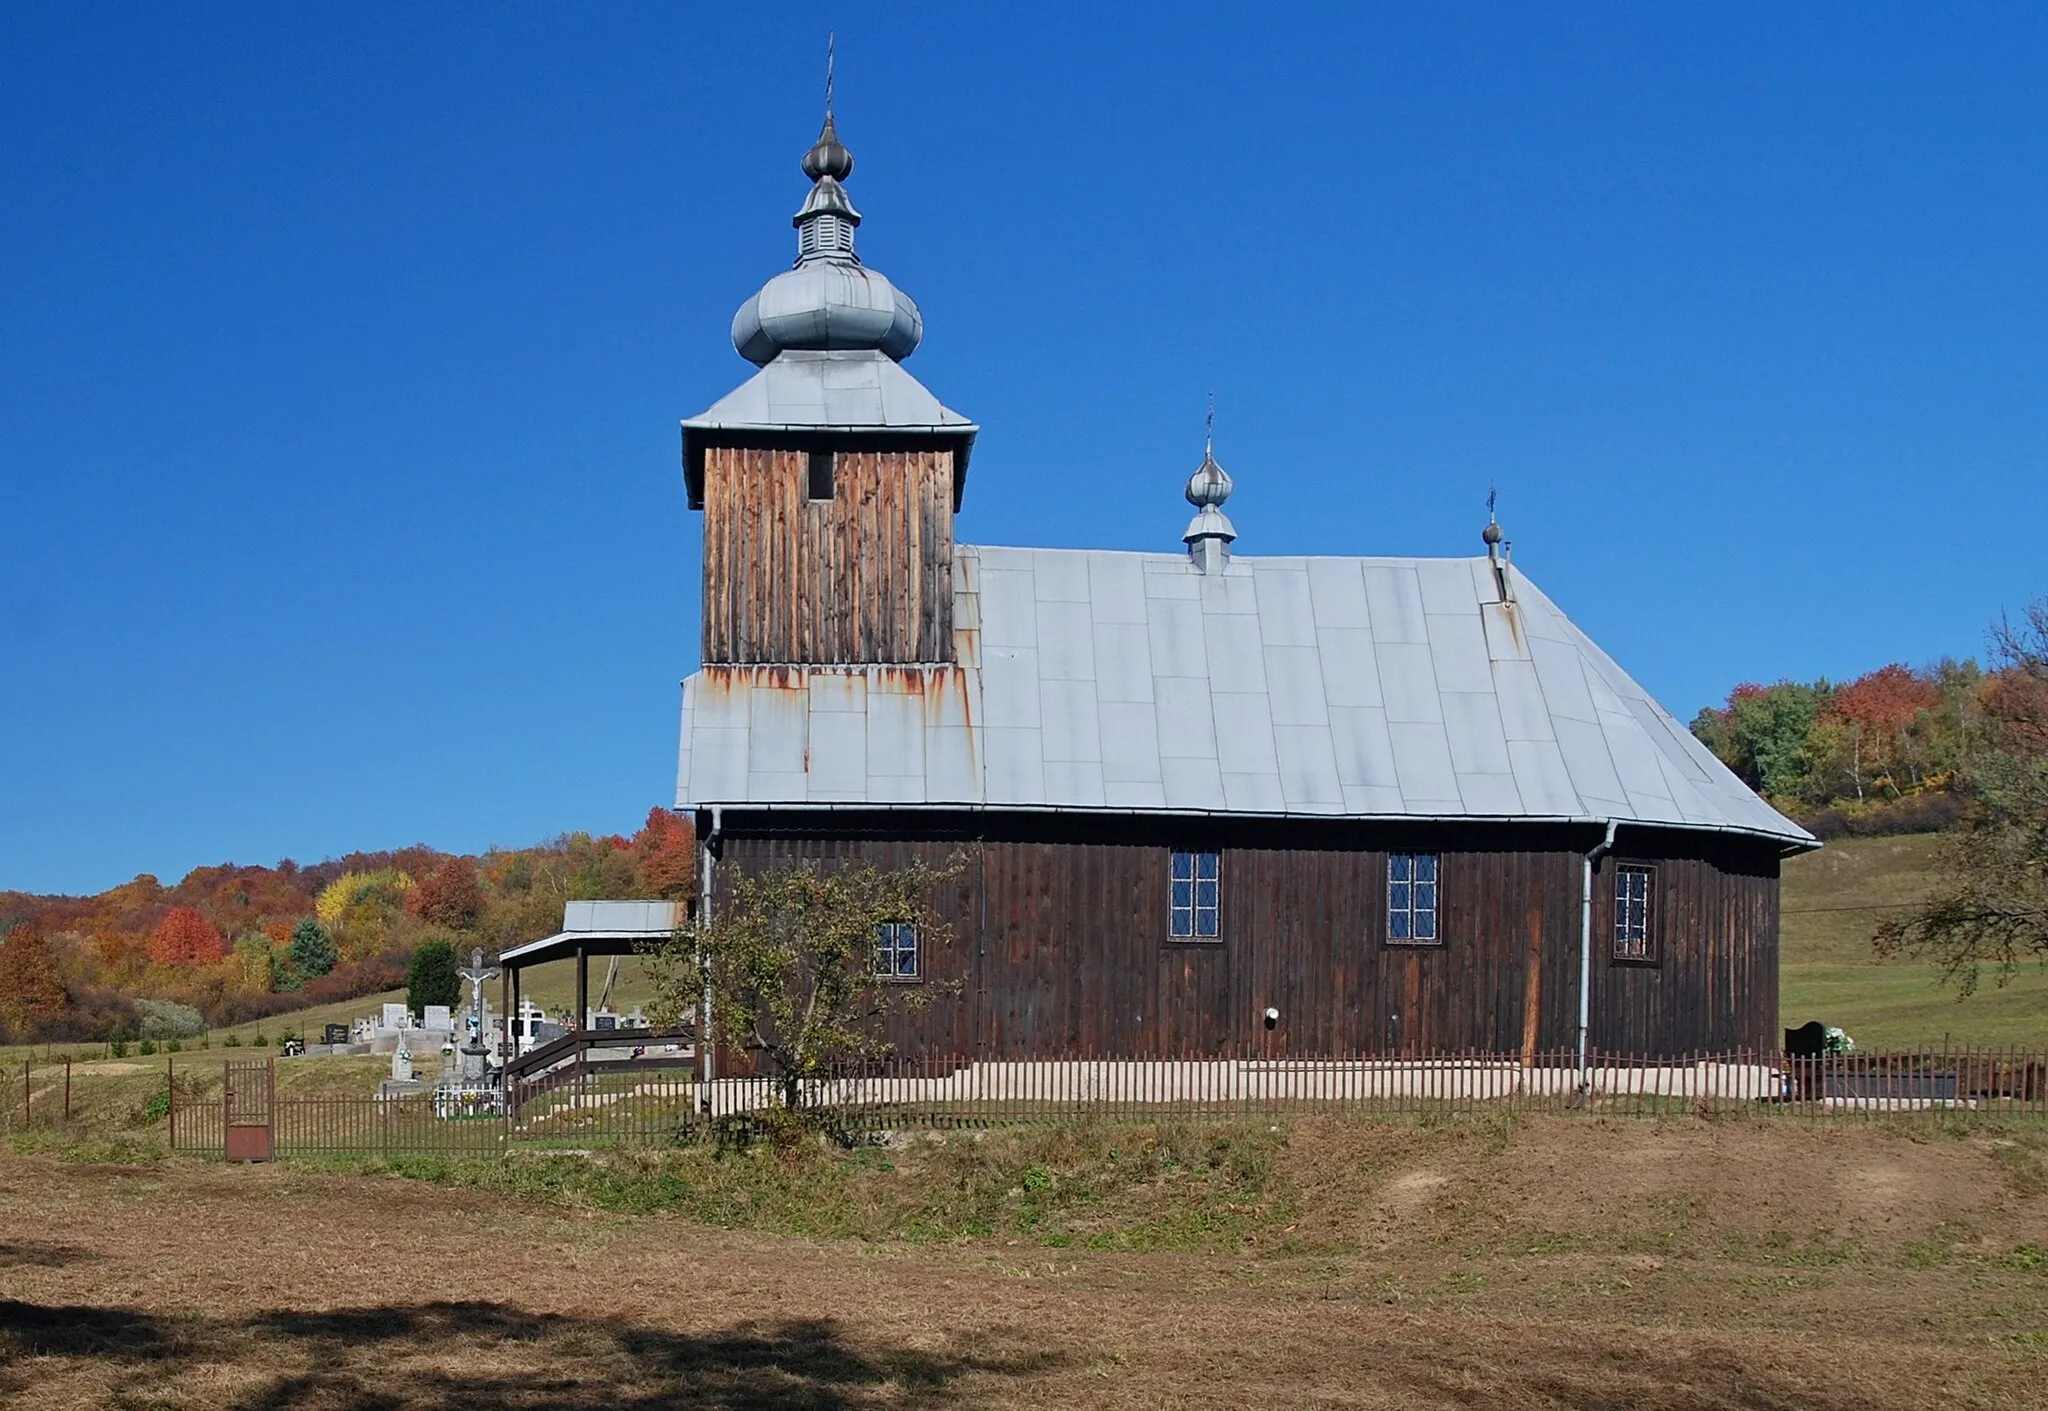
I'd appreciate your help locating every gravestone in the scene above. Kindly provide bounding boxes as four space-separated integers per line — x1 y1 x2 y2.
380 1003 408 1032
391 1041 413 1083
422 1004 453 1032
323 1023 350 1046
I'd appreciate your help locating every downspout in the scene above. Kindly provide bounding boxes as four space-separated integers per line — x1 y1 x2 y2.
1577 819 1619 1087
698 804 723 1108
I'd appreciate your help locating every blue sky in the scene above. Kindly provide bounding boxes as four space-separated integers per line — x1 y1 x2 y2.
4 5 2045 895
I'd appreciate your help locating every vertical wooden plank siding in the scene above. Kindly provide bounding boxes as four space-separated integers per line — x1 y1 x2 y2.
714 821 1784 1061
700 445 956 664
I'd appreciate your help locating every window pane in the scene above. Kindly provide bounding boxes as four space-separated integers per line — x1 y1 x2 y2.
1416 854 1437 883
1390 854 1411 882
1389 881 1409 912
1196 906 1218 938
1414 911 1436 941
897 948 917 976
1196 879 1217 909
1415 882 1435 912
1171 880 1193 909
1172 852 1193 882
1197 853 1219 881
1171 907 1192 938
1389 909 1409 940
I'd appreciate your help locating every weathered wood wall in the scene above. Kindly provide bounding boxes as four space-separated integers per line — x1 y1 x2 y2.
699 445 955 664
707 813 1784 1061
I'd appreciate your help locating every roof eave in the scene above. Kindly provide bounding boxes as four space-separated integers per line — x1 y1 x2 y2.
680 419 980 510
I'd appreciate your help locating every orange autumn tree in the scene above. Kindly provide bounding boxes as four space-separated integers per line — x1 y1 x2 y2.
0 923 67 1040
634 807 697 900
150 906 226 967
407 856 484 931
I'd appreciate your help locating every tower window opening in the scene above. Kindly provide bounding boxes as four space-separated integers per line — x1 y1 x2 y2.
807 450 836 501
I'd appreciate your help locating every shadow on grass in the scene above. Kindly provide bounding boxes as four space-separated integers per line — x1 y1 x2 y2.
0 1299 1058 1409
0 1240 98 1270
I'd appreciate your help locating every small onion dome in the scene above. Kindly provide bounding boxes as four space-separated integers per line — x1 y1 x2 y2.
1183 450 1237 546
801 111 854 181
729 110 925 366
1483 519 1503 547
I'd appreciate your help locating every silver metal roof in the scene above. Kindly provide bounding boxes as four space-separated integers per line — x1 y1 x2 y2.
675 546 1815 850
680 349 978 507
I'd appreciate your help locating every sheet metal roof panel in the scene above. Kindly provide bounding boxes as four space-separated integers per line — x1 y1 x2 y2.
1376 642 1444 724
1145 597 1209 679
1092 622 1156 703
1424 612 1495 693
979 646 1042 729
1040 677 1103 762
926 724 981 801
806 708 868 795
1162 755 1228 810
1201 613 1269 693
1154 676 1219 760
1274 725 1345 807
1210 691 1281 776
1088 552 1149 623
1036 600 1095 681
1441 691 1514 776
1316 628 1386 709
1362 565 1429 644
747 685 808 775
864 690 926 780
1506 738 1585 815
1264 645 1331 726
1490 657 1556 742
1099 700 1164 782
978 569 1039 648
1388 720 1461 805
1044 759 1108 807
982 726 1045 801
1456 771 1526 816
1416 559 1478 617
1307 557 1372 630
1329 706 1401 789
1253 568 1318 647
1032 550 1092 603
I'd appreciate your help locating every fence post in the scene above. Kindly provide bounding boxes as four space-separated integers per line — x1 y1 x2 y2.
167 1057 176 1151
22 1059 29 1127
64 1059 71 1124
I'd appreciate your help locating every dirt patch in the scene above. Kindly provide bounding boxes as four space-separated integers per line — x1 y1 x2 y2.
3 1117 2046 1409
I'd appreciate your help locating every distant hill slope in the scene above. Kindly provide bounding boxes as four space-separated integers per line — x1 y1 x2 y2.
1780 834 2047 1048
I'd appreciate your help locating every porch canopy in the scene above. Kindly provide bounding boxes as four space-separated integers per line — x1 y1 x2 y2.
497 900 682 1032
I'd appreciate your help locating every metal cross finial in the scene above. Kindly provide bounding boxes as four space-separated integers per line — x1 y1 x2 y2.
1487 484 1497 523
826 31 836 117
1205 392 1215 457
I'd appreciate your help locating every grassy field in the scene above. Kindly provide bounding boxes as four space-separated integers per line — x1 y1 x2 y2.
1780 834 2048 1048
4 1115 2046 1408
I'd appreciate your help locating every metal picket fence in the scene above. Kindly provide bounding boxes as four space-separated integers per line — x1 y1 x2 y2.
106 1042 2045 1160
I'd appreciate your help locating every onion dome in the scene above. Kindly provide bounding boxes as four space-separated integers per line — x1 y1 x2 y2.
730 111 924 367
1183 421 1237 571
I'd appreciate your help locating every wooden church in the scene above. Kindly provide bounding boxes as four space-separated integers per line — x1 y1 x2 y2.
675 111 1816 1063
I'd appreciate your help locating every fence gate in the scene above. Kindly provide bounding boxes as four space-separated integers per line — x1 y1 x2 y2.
223 1058 275 1162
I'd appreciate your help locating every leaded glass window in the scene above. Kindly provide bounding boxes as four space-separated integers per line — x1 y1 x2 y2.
1169 851 1220 940
1387 853 1440 945
874 921 918 979
1614 866 1654 960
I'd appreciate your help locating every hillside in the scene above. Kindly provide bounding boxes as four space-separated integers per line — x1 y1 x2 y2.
1780 833 2047 1047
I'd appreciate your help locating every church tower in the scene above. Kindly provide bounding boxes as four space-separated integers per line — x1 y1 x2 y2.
681 110 977 665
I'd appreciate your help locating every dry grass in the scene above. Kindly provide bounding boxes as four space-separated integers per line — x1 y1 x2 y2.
4 1116 2047 1408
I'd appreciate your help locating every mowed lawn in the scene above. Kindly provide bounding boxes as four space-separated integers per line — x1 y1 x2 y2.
1781 833 2048 1049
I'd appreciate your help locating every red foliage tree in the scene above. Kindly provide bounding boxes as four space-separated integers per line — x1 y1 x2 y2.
407 856 483 930
149 906 226 967
634 807 697 900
